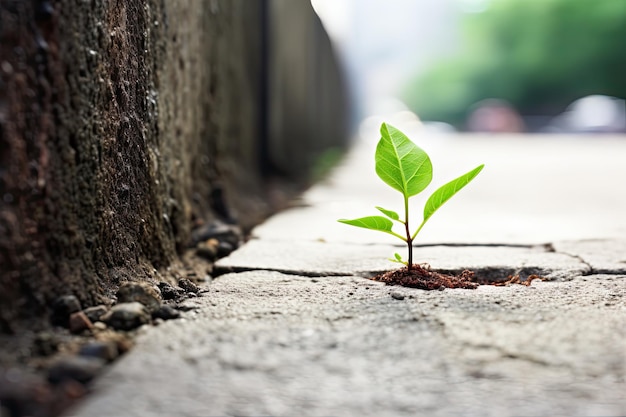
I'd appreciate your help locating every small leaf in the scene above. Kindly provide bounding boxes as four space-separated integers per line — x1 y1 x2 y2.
338 216 405 241
375 206 400 221
375 123 432 198
338 216 394 233
423 164 485 223
389 253 407 264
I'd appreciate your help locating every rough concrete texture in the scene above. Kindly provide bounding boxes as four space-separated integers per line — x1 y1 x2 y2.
69 133 626 416
0 0 347 335
0 0 269 329
69 271 625 417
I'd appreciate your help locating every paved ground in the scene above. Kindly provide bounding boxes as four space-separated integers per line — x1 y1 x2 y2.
69 129 626 417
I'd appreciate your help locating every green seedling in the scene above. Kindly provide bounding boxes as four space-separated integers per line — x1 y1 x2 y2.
338 123 484 271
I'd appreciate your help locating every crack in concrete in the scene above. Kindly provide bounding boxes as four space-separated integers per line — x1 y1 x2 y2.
544 243 596 276
214 264 553 284
457 340 565 370
214 263 539 283
438 318 580 373
213 266 348 278
214 263 582 283
215 240 625 281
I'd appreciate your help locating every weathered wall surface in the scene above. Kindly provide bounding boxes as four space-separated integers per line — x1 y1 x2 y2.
268 0 348 180
0 0 348 332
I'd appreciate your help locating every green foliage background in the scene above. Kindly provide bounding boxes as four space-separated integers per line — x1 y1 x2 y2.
405 0 626 128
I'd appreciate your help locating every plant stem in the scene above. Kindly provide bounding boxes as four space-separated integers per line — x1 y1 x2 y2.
406 229 413 271
404 195 413 271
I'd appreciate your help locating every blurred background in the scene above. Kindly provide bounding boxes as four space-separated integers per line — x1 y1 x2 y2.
301 0 626 245
312 0 626 135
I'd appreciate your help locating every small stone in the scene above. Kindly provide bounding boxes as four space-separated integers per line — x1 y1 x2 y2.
116 282 161 312
196 239 219 261
68 312 93 334
157 282 182 300
152 305 181 320
47 356 105 385
78 341 119 362
391 291 405 300
95 331 134 354
82 305 108 323
178 278 200 294
51 295 81 326
216 241 234 257
1 61 14 74
176 301 199 312
102 302 150 331
92 322 107 330
191 221 242 247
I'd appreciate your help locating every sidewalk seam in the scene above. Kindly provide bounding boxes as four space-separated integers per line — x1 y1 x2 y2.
213 266 354 278
545 243 597 276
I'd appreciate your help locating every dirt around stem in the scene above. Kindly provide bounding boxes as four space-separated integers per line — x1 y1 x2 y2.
373 264 479 290
372 264 545 290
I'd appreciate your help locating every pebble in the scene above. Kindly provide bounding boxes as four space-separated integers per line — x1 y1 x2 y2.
176 301 199 312
102 302 150 331
196 239 219 261
68 312 93 334
191 221 242 247
178 278 200 294
95 332 134 354
47 356 105 385
116 282 162 312
152 305 181 320
51 295 82 326
157 282 182 300
391 291 405 300
216 241 235 257
92 321 107 331
196 238 239 262
79 341 119 362
82 305 108 322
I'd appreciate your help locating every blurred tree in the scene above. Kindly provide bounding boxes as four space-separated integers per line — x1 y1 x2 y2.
405 0 626 128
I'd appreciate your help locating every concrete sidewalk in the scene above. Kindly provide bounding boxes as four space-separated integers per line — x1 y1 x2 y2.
69 132 626 417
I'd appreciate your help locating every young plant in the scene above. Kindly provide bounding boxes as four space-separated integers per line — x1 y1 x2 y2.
338 123 484 271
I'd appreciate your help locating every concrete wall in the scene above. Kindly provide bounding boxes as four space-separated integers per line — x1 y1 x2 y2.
0 0 348 331
268 0 349 180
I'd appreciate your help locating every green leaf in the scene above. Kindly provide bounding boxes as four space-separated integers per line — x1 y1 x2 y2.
337 216 405 241
375 123 433 197
375 206 400 221
338 216 393 232
389 252 407 264
423 164 485 223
